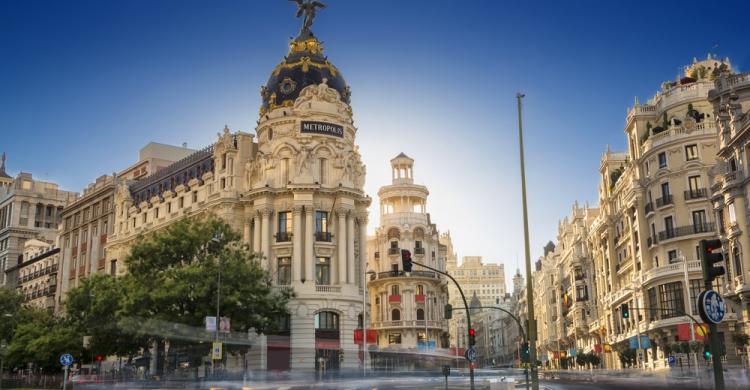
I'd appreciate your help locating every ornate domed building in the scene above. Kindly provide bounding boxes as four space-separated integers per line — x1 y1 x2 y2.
106 3 370 375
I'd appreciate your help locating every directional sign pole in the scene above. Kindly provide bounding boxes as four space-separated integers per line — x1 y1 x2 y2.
62 365 69 390
699 289 725 390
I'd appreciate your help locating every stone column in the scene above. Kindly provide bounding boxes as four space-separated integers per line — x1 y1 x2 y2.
261 208 272 270
290 306 315 371
305 207 314 283
359 213 368 288
253 213 261 253
347 212 355 284
242 219 251 246
337 208 347 285
292 206 302 282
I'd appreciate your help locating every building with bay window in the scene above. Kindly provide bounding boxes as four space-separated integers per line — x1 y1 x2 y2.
366 154 450 367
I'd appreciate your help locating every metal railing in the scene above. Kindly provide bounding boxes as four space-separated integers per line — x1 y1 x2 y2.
388 247 400 255
657 223 715 241
655 194 673 208
315 285 341 293
684 188 707 200
414 247 425 255
644 202 654 215
371 270 438 280
315 231 332 242
274 231 292 242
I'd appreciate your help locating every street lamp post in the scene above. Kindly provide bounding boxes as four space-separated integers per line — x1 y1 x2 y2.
210 233 222 375
363 268 375 377
516 92 539 390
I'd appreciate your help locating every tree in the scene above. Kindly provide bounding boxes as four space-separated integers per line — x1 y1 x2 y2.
0 287 24 342
4 308 80 372
120 215 292 373
65 274 144 362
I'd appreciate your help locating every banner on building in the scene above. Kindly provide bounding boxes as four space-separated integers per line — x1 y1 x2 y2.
677 323 707 341
628 335 651 349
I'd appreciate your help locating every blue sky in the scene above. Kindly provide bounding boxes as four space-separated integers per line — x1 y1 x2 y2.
2 0 749 287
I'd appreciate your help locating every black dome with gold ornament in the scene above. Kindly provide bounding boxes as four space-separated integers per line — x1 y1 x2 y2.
260 29 350 116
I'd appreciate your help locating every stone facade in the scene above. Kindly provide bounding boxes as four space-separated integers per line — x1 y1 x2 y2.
366 153 450 355
527 56 750 371
104 26 370 374
0 163 77 288
709 65 750 362
7 238 59 311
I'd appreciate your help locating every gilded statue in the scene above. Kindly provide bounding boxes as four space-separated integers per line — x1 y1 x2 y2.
290 0 326 33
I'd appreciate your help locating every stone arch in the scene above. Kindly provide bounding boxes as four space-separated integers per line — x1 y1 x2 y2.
387 227 401 240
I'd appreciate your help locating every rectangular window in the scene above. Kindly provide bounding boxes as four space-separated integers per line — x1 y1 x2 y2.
318 158 326 184
689 279 702 315
685 144 698 161
692 210 707 232
192 191 198 203
661 182 670 199
315 211 328 233
658 152 667 168
687 175 702 199
658 281 684 319
154 208 159 219
664 216 674 236
278 211 292 233
110 259 117 276
178 197 184 208
315 257 330 285
167 202 172 213
668 250 678 264
647 287 658 321
277 257 291 285
389 334 402 345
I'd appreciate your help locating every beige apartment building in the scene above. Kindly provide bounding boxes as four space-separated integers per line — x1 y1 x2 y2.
7 238 60 311
0 157 77 288
56 142 194 311
709 67 750 342
105 20 370 375
365 153 451 366
445 255 507 352
528 56 748 371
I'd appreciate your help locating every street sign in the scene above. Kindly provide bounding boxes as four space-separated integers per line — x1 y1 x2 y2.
59 353 74 366
667 355 677 366
212 342 223 360
698 290 726 324
205 316 217 332
465 346 477 362
442 365 451 376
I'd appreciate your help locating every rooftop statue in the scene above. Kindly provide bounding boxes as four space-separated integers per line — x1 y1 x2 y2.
290 0 326 34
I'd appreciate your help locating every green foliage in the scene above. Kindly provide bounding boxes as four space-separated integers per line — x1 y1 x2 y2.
122 216 292 338
0 287 24 342
65 274 145 359
4 308 80 372
662 112 669 129
609 166 625 190
679 341 690 354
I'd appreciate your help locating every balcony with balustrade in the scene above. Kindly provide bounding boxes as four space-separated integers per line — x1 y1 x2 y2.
655 194 673 209
684 188 708 201
372 319 445 330
642 260 701 286
656 223 715 243
641 121 716 155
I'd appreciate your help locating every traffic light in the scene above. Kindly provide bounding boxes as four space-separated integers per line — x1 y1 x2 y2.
468 328 476 346
621 303 630 319
699 239 725 284
444 304 453 319
521 342 530 360
401 249 413 272
703 344 712 360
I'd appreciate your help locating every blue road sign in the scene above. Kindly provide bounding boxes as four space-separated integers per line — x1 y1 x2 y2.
667 356 676 366
698 290 726 324
465 346 477 362
59 353 74 366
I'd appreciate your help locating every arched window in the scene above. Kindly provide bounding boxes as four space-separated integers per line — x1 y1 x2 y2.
315 311 339 330
390 285 400 296
391 309 401 321
416 308 425 321
733 245 743 279
387 228 400 240
413 227 425 239
416 285 424 295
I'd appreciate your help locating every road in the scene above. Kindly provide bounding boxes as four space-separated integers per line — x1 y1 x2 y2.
72 368 750 390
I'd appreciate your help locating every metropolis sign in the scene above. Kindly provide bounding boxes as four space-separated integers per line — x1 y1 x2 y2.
300 121 344 138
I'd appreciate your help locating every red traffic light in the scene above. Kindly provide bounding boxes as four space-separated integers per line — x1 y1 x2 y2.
96 355 104 361
469 328 476 336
